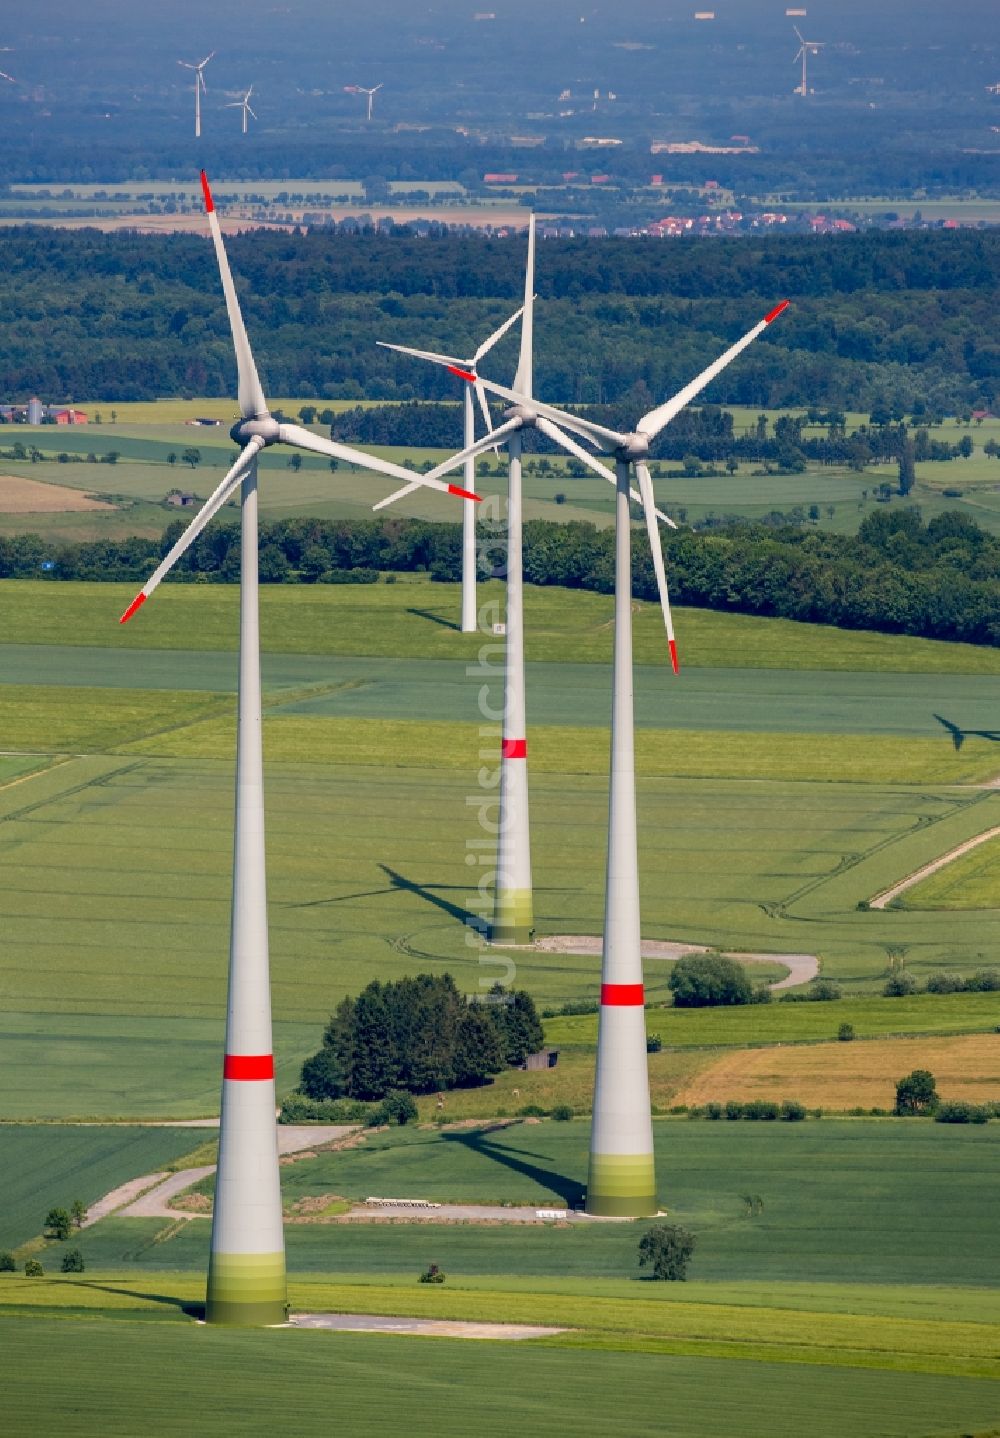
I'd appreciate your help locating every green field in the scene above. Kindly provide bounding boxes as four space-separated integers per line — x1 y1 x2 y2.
902 833 1000 911
0 1123 201 1250
0 579 996 1119
544 990 1000 1050
5 1117 1000 1434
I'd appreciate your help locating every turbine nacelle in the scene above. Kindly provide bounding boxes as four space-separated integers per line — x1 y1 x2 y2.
231 415 279 446
616 433 650 463
502 404 538 428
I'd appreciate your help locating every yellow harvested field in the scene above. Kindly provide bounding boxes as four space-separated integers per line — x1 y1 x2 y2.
674 1032 1000 1111
0 476 116 513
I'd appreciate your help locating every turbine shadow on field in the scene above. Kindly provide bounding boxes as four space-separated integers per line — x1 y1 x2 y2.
441 1127 585 1207
407 607 461 632
380 864 485 931
934 713 1000 751
68 1280 204 1320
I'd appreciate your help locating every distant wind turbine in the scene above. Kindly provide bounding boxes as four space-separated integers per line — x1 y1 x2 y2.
792 26 822 96
0 70 18 85
345 83 382 121
178 51 215 137
227 85 257 134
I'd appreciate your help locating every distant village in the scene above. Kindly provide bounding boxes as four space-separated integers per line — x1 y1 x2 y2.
0 400 88 425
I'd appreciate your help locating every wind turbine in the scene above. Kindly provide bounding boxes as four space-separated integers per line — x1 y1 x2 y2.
792 26 822 96
345 83 382 121
178 51 214 137
119 171 479 1325
0 70 18 85
375 221 541 943
390 298 790 1214
227 85 257 134
375 305 523 632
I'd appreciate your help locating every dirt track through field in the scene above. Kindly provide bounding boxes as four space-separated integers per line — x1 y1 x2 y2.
290 1312 569 1339
870 826 1000 908
529 935 819 990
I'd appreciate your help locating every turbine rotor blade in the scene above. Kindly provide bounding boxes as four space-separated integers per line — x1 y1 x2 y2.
472 374 627 449
276 422 483 501
473 303 525 365
200 170 269 420
474 380 496 447
534 416 675 523
636 300 789 440
376 339 468 369
370 417 525 510
635 460 679 673
120 440 263 622
512 215 535 398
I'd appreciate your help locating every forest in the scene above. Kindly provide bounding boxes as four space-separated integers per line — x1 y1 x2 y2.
0 227 997 414
3 506 997 648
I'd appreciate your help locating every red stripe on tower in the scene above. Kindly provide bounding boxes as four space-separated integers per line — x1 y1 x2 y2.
200 170 215 214
223 1054 274 1081
601 983 645 1006
502 738 527 759
764 300 789 325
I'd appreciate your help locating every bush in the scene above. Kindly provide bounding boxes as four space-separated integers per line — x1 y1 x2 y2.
725 1100 743 1120
638 1224 696 1281
838 1022 856 1041
368 1090 419 1127
646 1034 662 1053
935 1101 989 1125
780 978 843 1003
705 1102 724 1120
0 1251 16 1273
318 567 379 584
550 1104 574 1122
299 1047 346 1101
781 1099 807 1121
884 972 918 997
750 985 772 1005
518 1104 547 1117
966 970 1000 992
743 1099 780 1121
925 972 964 994
24 1259 43 1277
60 1249 85 1273
418 1263 446 1284
278 1092 371 1124
669 954 753 1009
895 1068 939 1115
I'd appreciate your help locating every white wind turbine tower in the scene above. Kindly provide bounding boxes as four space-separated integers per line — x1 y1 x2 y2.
395 297 790 1213
227 86 257 134
345 83 383 121
178 51 214 137
792 26 823 96
375 220 541 943
119 170 479 1325
375 304 523 632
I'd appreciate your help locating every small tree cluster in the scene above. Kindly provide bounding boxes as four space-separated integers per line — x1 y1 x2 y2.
669 955 765 1009
894 1069 938 1115
300 975 544 1101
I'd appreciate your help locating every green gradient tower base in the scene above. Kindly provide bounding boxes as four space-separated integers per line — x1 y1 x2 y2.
586 1153 657 1218
491 888 534 947
206 1252 288 1327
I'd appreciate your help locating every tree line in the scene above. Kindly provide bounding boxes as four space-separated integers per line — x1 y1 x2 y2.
0 227 997 413
2 505 997 647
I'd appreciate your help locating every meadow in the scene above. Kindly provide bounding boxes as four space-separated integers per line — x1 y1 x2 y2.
0 1123 202 1250
0 578 996 1119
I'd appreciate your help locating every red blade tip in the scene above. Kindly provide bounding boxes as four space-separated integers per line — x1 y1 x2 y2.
448 484 482 503
764 300 789 325
120 592 147 624
668 638 680 674
446 365 478 384
200 170 214 213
